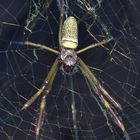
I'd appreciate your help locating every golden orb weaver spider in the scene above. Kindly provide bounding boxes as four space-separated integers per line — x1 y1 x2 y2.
21 15 126 136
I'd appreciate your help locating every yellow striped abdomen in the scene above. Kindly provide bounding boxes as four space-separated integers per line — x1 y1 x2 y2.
62 16 78 49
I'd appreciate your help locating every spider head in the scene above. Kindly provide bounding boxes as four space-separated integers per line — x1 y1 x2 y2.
59 48 78 74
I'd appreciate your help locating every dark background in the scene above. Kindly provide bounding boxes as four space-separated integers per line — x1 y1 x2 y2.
0 0 140 140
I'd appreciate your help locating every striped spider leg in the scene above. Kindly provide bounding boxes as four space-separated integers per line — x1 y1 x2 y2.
21 59 59 136
79 59 125 132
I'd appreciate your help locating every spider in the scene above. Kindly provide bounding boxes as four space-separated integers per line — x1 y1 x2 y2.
21 16 126 136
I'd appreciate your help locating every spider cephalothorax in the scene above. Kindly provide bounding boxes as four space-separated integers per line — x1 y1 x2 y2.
59 48 78 74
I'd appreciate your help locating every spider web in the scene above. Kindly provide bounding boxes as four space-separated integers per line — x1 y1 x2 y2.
0 0 140 140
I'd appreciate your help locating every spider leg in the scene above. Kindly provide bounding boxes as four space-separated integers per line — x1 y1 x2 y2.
21 85 46 110
58 6 64 48
100 87 122 110
24 41 59 55
36 63 58 135
21 58 59 110
77 38 111 54
36 59 58 136
79 58 125 132
21 59 59 136
79 59 122 109
99 94 125 132
36 94 47 136
57 0 64 48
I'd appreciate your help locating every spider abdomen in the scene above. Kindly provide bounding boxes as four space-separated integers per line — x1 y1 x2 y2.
62 16 78 49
